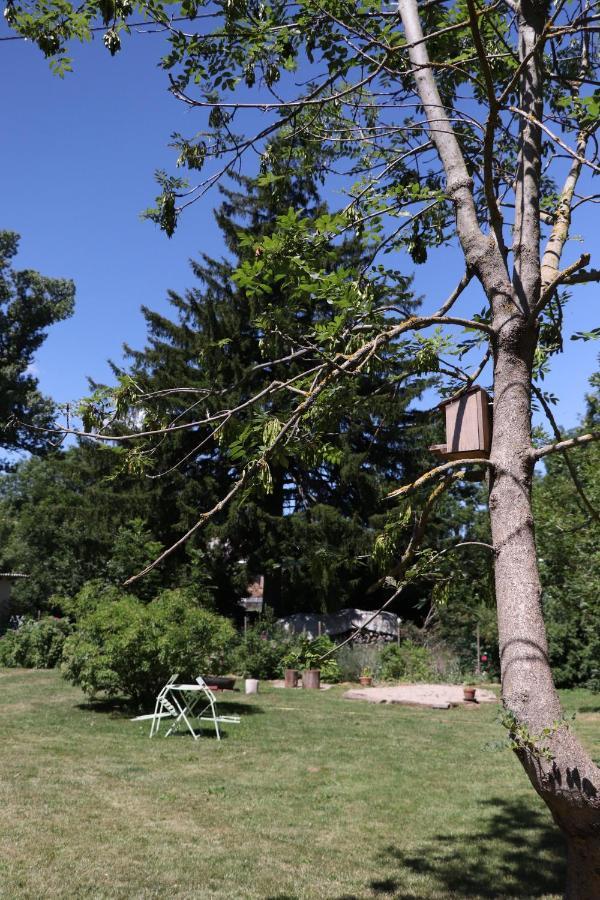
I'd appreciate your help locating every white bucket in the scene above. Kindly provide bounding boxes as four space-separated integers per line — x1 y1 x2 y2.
245 678 259 695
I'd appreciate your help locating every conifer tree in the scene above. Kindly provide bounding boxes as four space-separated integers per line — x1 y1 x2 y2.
121 166 433 615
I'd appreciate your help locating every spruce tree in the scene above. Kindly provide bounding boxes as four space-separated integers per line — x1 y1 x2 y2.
121 167 433 616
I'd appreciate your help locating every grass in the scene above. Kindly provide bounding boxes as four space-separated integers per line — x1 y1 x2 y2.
1 671 599 900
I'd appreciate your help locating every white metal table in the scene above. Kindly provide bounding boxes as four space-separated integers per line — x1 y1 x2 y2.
133 676 240 741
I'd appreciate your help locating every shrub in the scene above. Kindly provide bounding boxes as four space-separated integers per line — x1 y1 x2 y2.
336 643 383 682
57 579 133 621
61 588 236 705
380 640 436 683
280 634 342 683
0 617 71 669
230 622 291 679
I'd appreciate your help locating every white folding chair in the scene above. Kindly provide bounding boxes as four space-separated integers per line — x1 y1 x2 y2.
132 675 240 741
131 674 181 736
180 675 240 741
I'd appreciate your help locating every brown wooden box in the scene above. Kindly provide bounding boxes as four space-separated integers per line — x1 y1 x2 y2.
430 387 491 460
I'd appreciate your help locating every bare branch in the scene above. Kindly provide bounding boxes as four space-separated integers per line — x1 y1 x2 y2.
532 431 600 461
123 469 251 584
387 458 493 501
398 0 486 267
466 0 505 254
509 107 600 175
563 267 600 286
433 269 473 317
532 384 599 522
533 253 590 317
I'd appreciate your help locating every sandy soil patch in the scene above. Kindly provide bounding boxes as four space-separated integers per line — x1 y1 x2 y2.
343 683 497 708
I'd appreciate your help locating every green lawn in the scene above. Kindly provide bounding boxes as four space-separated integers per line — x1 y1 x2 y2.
1 670 599 899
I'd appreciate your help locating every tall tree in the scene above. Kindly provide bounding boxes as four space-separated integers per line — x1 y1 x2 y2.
119 169 433 615
9 0 600 890
0 231 74 468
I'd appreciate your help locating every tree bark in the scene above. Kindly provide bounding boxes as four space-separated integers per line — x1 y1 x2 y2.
489 273 600 900
398 0 600 892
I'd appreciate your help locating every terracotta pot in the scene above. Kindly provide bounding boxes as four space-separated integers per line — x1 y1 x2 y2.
302 668 321 690
284 668 299 688
463 687 477 702
359 676 373 687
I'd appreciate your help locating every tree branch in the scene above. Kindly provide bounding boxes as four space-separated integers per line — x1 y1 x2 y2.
321 473 464 657
533 253 590 317
532 432 600 461
509 107 600 175
532 384 599 522
398 0 486 268
563 267 600 286
466 0 505 255
387 458 493 501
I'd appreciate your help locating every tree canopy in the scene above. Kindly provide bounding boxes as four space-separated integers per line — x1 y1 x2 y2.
6 0 600 891
0 231 74 468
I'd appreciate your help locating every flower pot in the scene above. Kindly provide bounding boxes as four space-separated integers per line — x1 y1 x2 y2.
463 686 477 702
302 668 321 690
284 668 299 688
245 678 259 695
359 676 373 687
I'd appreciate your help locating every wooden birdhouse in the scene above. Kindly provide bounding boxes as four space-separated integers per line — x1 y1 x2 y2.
429 387 491 460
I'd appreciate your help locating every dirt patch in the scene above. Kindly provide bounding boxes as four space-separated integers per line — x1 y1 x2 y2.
343 683 497 708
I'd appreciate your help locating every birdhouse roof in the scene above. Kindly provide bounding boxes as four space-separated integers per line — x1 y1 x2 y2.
438 385 488 407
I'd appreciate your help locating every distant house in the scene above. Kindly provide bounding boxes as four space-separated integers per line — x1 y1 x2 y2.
277 609 399 645
0 573 28 630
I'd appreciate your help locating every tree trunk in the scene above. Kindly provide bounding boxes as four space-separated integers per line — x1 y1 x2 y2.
396 0 600 889
489 315 600 898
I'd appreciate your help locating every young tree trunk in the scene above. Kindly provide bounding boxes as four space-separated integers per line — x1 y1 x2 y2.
489 314 600 898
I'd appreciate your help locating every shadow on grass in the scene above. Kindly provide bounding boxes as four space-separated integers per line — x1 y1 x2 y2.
76 698 137 718
364 796 565 899
76 697 264 719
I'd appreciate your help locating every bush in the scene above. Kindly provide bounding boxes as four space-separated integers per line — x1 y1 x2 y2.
380 640 436 683
336 643 383 682
61 588 236 705
230 622 291 679
0 617 71 669
281 634 342 683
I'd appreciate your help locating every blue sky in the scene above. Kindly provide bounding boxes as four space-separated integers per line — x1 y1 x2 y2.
1 26 598 431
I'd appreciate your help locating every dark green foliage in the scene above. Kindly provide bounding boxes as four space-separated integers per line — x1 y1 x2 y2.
280 634 342 683
118 169 432 617
105 519 165 603
229 620 292 679
0 231 74 467
380 640 436 683
0 445 164 614
0 617 71 669
60 585 236 705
